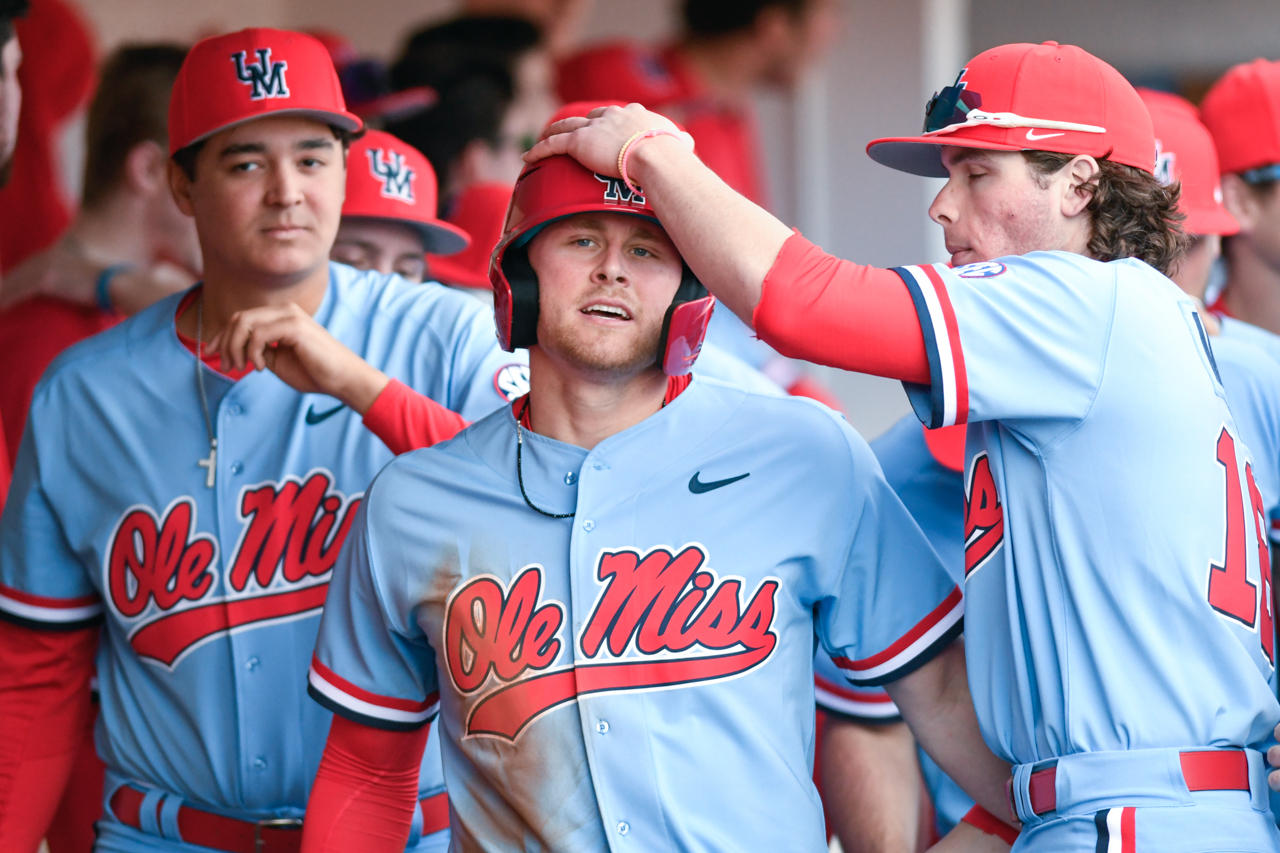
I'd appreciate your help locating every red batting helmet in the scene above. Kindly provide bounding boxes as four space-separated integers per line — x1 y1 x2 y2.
343 130 470 254
489 111 714 376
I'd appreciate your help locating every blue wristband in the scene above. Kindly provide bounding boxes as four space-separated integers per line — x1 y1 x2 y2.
94 264 133 313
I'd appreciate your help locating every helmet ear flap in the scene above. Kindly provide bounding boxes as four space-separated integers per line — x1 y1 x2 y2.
656 265 715 376
501 246 541 350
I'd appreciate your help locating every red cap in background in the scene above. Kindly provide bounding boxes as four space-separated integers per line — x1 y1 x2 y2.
1200 59 1280 177
1137 88 1237 236
868 41 1155 178
427 183 513 288
169 28 362 154
343 130 469 255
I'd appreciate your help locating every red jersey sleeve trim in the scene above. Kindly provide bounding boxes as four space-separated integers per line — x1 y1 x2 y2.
894 265 970 428
832 585 964 686
0 582 104 628
361 379 469 456
307 656 438 731
814 674 901 721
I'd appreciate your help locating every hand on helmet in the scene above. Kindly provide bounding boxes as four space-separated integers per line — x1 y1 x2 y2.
524 103 691 177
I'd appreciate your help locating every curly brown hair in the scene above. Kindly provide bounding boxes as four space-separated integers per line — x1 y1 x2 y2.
1022 151 1189 276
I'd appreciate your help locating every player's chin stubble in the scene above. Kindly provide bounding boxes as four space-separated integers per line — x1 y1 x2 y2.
540 312 662 379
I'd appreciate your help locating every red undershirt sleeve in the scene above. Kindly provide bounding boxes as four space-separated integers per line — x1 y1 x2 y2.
751 232 931 384
300 714 432 853
361 379 471 456
961 804 1020 844
0 620 98 851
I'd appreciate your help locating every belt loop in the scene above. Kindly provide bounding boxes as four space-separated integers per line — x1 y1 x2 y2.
1247 748 1269 812
137 788 165 837
1011 763 1039 825
158 792 184 841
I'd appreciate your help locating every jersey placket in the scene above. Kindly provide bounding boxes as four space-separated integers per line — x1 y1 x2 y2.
570 436 671 852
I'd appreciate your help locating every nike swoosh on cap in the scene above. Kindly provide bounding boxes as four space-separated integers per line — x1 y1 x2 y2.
1025 129 1065 141
688 471 750 494
305 403 346 425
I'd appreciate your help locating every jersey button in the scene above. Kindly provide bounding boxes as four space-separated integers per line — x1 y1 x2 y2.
596 720 609 734
231 462 245 475
582 520 594 532
564 471 577 485
616 822 629 836
245 656 259 671
593 463 606 471
253 757 267 771
228 404 242 415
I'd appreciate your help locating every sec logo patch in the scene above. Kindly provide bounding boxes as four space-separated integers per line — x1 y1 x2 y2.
955 261 1006 279
494 364 530 402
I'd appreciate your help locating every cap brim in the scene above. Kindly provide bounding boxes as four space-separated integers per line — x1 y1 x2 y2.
426 254 490 288
1183 205 1240 237
866 135 1031 178
346 215 471 255
181 108 364 151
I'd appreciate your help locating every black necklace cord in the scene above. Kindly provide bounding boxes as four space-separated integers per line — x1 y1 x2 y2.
515 398 575 519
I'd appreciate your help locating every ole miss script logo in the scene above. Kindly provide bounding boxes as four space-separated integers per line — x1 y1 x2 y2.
105 470 359 668
445 543 780 741
964 451 1004 577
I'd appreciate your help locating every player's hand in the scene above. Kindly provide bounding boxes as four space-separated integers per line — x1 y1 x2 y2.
1269 732 1280 790
0 239 195 315
108 263 198 315
524 103 691 176
208 303 391 415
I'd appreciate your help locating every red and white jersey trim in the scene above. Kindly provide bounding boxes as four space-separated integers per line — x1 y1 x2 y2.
901 264 969 427
308 656 439 726
814 675 900 720
0 582 104 625
833 586 964 683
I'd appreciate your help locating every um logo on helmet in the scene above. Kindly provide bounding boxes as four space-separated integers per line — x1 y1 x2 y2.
231 48 290 100
367 149 416 203
595 173 645 206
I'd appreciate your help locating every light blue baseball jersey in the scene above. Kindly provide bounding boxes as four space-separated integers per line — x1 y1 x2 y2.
0 264 523 850
1218 315 1280 548
894 252 1280 768
694 340 786 396
814 415 976 835
308 376 962 852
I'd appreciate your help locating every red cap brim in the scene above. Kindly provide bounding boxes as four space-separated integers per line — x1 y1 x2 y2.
1183 204 1240 237
866 135 1035 178
182 108 363 152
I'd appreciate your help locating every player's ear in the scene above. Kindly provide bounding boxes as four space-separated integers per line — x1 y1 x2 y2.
1220 173 1260 235
168 158 196 218
126 140 168 198
1060 155 1099 219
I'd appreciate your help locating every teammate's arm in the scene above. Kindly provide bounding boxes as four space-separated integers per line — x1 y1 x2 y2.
300 715 430 853
821 717 923 853
210 303 469 453
930 819 1014 853
882 641 1013 824
0 620 98 850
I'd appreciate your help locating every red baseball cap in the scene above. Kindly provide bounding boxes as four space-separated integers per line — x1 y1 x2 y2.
868 42 1155 178
427 183 513 288
1138 88 1238 237
343 130 469 255
1200 59 1280 177
169 28 363 154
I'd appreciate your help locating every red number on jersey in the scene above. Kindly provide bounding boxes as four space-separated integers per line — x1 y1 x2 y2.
964 452 1004 577
1246 465 1274 663
1208 428 1258 628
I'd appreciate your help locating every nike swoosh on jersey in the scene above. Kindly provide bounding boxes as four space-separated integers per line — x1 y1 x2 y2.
1025 129 1064 141
688 471 750 493
305 403 347 425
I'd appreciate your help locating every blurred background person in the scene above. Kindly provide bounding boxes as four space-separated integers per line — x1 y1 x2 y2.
0 0 93 275
461 0 593 56
332 128 470 282
0 0 27 191
0 44 195 475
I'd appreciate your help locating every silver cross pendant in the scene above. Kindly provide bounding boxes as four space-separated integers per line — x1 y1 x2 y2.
198 440 217 488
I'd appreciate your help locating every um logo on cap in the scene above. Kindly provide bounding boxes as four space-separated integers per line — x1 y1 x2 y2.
595 173 645 206
231 48 290 100
367 149 416 203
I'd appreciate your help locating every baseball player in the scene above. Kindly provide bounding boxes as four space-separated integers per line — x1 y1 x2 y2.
293 150 1013 851
532 41 1280 851
332 128 471 284
0 28 522 853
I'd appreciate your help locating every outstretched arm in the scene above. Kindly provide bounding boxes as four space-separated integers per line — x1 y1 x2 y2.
820 717 923 853
527 105 931 383
882 641 1012 825
301 715 431 853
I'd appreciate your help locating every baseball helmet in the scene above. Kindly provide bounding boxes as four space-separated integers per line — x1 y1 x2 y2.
343 129 470 255
488 108 714 376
